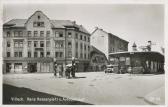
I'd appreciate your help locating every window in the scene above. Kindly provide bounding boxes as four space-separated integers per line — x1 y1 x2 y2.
88 46 90 51
34 31 38 37
14 42 18 47
80 53 83 59
18 41 23 47
34 41 38 47
84 36 86 41
14 41 23 48
46 31 50 37
7 52 10 57
55 52 63 58
68 32 72 38
27 31 31 37
55 52 58 58
40 41 44 47
28 52 31 57
46 41 50 47
19 31 23 37
59 32 63 37
40 31 44 37
55 32 59 37
84 53 86 59
34 52 38 57
55 32 63 37
68 51 72 58
60 52 63 58
88 37 90 42
80 35 83 40
46 52 50 57
7 31 10 37
28 41 31 47
40 52 44 57
75 33 78 39
14 52 18 57
14 31 18 37
68 42 72 48
14 31 22 37
84 44 86 50
75 52 78 58
7 41 10 47
80 43 83 49
19 52 22 57
33 22 44 27
55 41 63 48
76 42 78 49
14 52 22 57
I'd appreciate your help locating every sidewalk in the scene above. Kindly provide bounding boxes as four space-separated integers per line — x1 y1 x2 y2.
144 86 165 105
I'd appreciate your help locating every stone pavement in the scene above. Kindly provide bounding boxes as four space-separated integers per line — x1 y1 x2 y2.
3 72 165 105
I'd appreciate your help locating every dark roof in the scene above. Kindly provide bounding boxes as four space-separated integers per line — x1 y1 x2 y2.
91 27 128 43
109 51 164 62
108 33 129 43
4 19 27 27
3 19 90 34
90 46 108 60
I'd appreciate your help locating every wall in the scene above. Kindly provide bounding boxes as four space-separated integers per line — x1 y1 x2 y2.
91 29 109 59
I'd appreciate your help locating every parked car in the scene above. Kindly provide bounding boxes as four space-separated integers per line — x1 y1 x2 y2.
104 64 114 73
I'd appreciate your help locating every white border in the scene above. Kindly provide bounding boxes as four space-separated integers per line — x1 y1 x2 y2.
0 0 167 107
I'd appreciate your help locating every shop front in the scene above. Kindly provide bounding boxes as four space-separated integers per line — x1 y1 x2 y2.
3 57 54 74
109 51 164 74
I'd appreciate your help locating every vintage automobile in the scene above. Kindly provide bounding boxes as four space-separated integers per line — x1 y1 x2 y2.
104 64 114 73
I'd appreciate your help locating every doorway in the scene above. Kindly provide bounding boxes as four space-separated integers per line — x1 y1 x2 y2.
28 63 37 73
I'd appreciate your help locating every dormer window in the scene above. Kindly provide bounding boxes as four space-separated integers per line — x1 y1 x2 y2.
33 22 44 27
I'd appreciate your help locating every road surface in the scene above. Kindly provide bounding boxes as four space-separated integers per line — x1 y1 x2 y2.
3 72 165 105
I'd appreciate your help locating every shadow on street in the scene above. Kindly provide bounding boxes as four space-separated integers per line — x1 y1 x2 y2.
3 84 92 105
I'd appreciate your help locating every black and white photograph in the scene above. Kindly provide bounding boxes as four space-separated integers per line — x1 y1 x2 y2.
1 1 165 105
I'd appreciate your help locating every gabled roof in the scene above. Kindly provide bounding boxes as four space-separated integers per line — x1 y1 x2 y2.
4 19 27 27
3 11 90 34
108 33 129 43
91 27 129 43
90 46 107 60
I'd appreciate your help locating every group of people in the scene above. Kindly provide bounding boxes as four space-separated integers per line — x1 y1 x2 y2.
53 59 77 79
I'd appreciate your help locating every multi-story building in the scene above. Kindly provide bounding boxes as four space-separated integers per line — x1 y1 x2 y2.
3 10 91 73
91 27 128 60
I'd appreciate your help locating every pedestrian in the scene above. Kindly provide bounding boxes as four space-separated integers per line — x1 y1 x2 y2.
71 57 75 78
73 63 77 77
58 64 63 78
65 64 71 79
54 62 57 77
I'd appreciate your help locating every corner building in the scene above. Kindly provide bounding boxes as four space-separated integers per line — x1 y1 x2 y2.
3 11 91 73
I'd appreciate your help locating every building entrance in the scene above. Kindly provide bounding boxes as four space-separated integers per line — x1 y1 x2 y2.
6 63 12 73
28 63 37 73
14 63 23 73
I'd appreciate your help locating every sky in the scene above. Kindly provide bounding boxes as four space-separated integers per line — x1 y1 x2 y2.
3 3 164 53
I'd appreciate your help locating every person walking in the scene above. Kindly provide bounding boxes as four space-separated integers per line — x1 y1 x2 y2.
58 64 63 78
71 57 75 78
54 62 57 77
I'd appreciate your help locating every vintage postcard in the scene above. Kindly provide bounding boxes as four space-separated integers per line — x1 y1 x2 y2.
1 0 166 106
